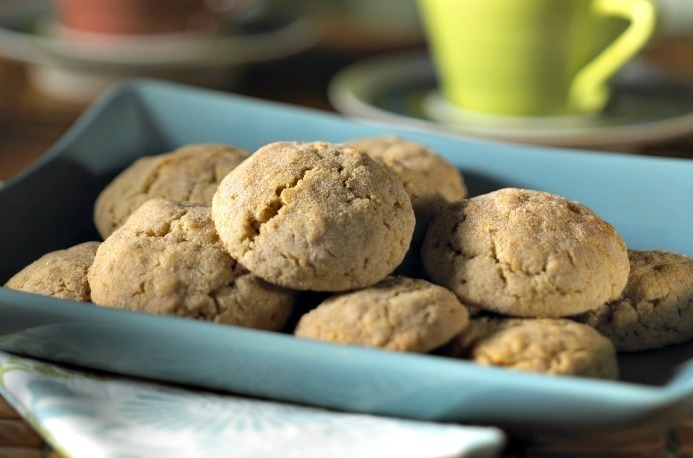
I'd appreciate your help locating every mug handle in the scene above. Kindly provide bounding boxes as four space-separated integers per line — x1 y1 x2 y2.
568 0 657 114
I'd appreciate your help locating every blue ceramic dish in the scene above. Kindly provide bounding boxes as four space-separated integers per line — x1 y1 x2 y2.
1 80 691 439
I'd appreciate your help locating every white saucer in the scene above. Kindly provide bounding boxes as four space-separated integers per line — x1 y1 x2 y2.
328 53 693 150
0 0 317 102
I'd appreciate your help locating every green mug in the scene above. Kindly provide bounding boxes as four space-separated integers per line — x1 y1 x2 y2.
417 0 657 117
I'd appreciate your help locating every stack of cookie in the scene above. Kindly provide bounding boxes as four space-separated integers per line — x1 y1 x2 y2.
208 139 470 352
419 187 693 379
5 138 692 382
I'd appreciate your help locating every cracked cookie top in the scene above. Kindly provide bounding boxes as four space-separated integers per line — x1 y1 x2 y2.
94 143 250 239
5 241 100 302
573 249 693 351
294 276 470 352
422 188 629 317
211 141 415 291
450 317 618 379
88 198 294 331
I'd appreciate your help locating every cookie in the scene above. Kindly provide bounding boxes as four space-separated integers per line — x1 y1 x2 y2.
422 188 629 317
94 143 250 239
574 250 693 351
294 276 469 352
88 198 294 331
451 317 618 379
212 141 415 291
348 135 467 236
4 241 100 302
348 136 467 278
348 136 467 200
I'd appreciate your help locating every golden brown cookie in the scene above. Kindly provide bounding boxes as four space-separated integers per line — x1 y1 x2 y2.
574 250 693 351
348 136 466 200
294 276 469 352
451 317 618 379
422 188 629 317
4 241 100 302
348 136 467 278
212 141 415 291
348 135 467 236
88 198 294 331
94 143 250 239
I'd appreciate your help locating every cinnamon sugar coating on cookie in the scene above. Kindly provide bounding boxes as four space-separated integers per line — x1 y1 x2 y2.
574 250 693 351
88 198 293 331
348 136 467 278
295 276 469 352
212 141 415 291
422 188 629 317
451 317 618 379
5 241 100 302
348 135 467 214
94 143 250 238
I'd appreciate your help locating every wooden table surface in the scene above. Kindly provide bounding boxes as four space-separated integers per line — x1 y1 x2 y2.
1 35 692 457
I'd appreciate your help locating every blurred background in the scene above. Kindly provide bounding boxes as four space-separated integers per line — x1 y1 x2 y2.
0 0 692 182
